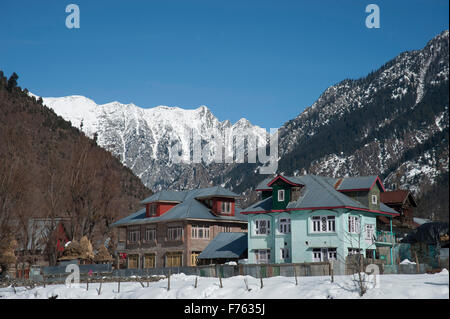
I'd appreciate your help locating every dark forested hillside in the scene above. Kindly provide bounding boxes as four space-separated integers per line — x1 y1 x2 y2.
0 70 152 261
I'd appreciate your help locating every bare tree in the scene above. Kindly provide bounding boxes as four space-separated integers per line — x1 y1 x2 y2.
331 214 378 296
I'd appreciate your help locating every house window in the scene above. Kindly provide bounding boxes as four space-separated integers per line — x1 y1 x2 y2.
222 226 231 232
290 187 302 202
312 248 337 262
281 247 290 260
191 251 201 266
128 254 139 268
279 218 291 234
144 227 156 242
365 224 375 243
311 216 335 233
255 249 270 264
327 248 337 260
167 226 183 240
220 201 232 214
348 216 361 234
348 248 362 255
278 189 285 202
191 225 210 239
371 195 378 205
313 249 322 262
149 204 157 216
143 254 156 268
255 219 271 235
166 252 182 267
128 228 140 243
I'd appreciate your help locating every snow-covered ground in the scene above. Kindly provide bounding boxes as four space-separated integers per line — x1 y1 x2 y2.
1 270 448 299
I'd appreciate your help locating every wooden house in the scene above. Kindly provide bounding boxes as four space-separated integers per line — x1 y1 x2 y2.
380 190 418 228
111 186 248 269
243 175 400 271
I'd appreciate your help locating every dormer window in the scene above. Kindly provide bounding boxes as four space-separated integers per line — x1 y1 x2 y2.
371 195 378 204
278 189 285 202
221 201 231 214
149 204 157 216
290 187 302 202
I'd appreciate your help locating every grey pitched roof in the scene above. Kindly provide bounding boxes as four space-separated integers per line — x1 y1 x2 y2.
242 175 399 216
111 187 246 227
379 202 398 215
334 176 380 191
141 186 239 204
197 232 247 260
286 175 368 210
255 177 274 190
243 196 273 212
141 190 187 204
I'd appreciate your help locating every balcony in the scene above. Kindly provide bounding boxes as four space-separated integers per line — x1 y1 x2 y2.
375 230 396 246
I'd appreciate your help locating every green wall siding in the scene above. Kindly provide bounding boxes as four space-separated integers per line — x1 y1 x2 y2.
261 190 272 200
271 183 291 210
368 184 380 211
247 209 378 264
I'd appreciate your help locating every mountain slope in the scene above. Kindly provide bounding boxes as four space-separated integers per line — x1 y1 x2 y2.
34 30 449 221
222 30 449 220
41 95 268 191
0 71 151 253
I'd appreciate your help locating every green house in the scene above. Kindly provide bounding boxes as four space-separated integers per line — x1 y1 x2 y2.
242 175 399 273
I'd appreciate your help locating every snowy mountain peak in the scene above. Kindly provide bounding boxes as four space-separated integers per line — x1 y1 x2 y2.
39 94 267 190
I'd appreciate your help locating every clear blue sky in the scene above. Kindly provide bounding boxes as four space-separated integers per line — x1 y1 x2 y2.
0 0 448 129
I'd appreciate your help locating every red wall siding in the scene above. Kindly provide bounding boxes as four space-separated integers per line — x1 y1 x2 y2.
212 197 235 216
157 203 178 216
146 202 178 217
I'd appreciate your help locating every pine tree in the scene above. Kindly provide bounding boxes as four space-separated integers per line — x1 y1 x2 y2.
7 72 18 91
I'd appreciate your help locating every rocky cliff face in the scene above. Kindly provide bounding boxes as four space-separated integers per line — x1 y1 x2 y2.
221 30 448 215
41 95 268 191
41 30 449 219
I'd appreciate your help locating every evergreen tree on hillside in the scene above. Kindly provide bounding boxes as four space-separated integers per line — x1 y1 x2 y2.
7 72 18 91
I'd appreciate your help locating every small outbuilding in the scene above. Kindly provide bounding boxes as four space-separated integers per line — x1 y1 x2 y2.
197 232 247 265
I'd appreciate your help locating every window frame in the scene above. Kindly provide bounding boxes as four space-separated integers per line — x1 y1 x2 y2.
312 247 337 262
128 228 140 244
310 215 336 233
348 215 361 234
167 226 183 241
220 201 232 214
255 249 271 264
348 248 362 255
278 217 291 234
371 195 378 205
365 224 375 243
149 203 157 216
280 247 290 260
191 225 210 239
278 189 285 202
144 227 156 242
254 218 271 236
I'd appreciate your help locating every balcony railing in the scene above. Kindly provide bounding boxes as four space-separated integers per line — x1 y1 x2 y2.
375 230 395 245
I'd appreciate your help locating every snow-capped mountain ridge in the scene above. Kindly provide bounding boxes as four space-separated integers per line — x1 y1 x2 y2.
217 30 448 214
280 31 449 196
41 94 268 190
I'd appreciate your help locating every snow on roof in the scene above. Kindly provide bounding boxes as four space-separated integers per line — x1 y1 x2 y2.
197 232 247 260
